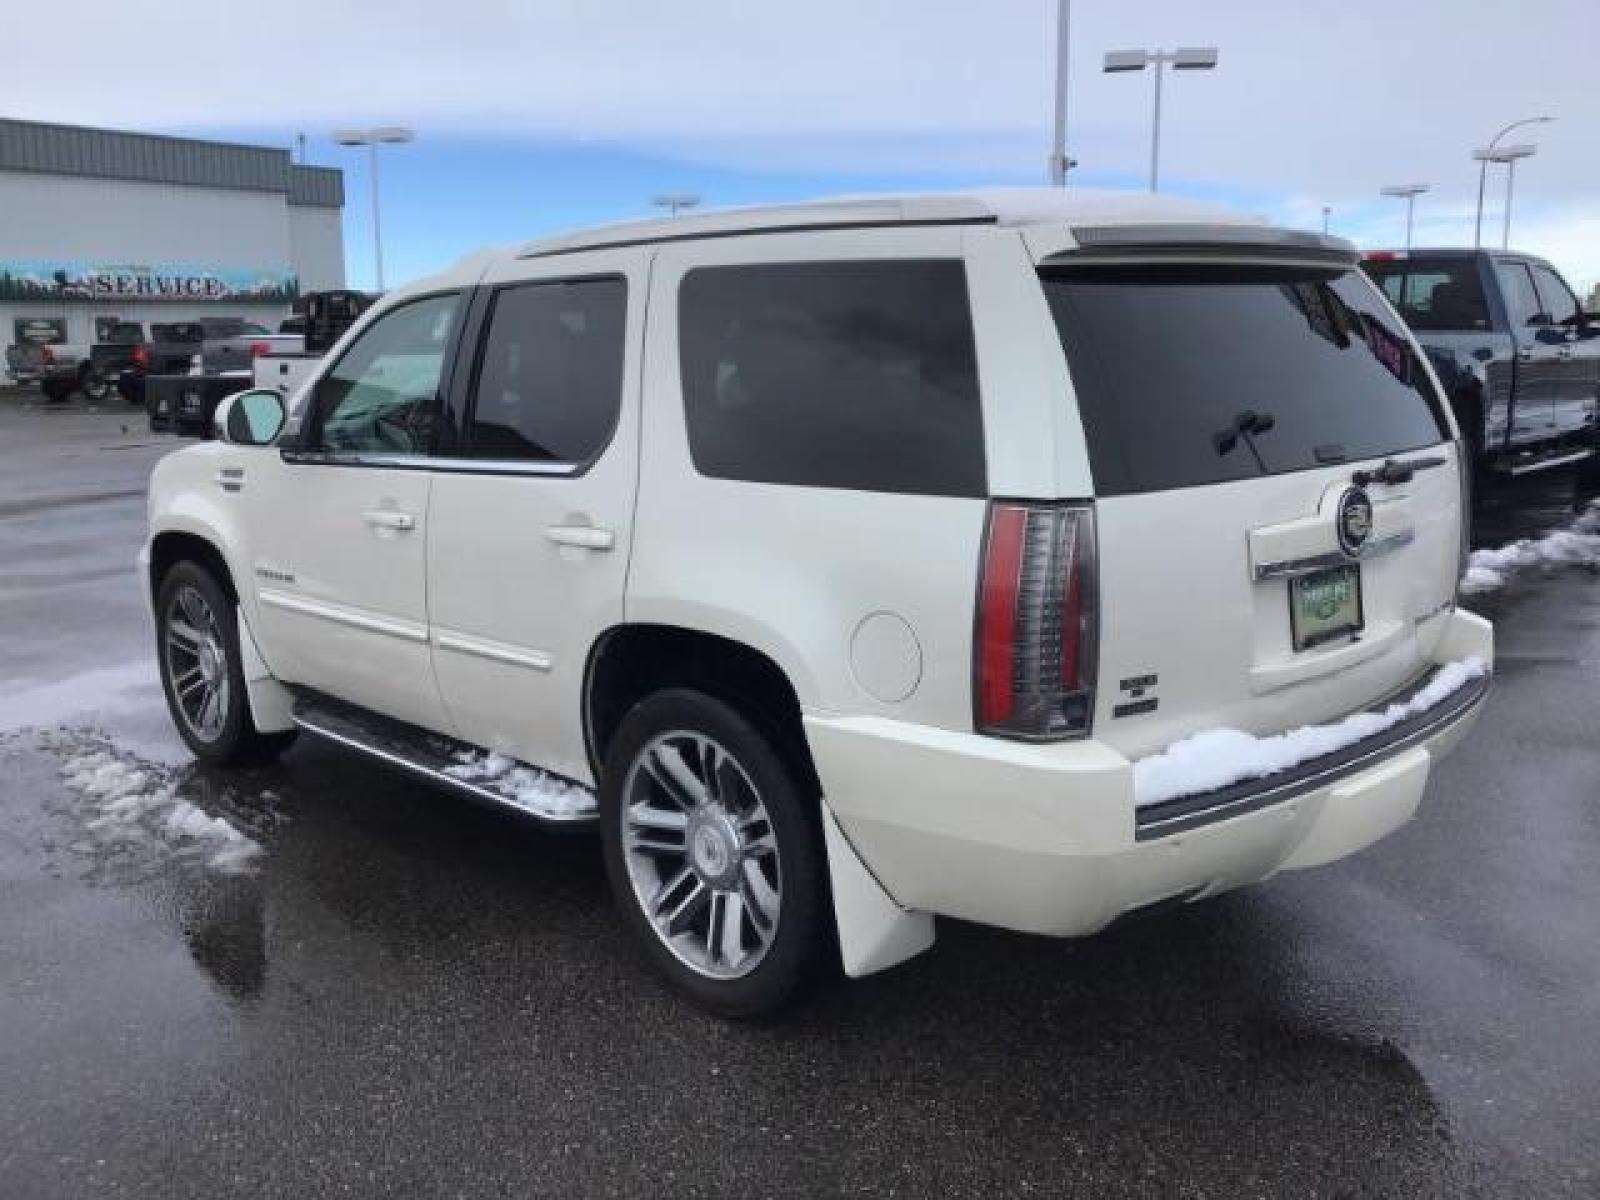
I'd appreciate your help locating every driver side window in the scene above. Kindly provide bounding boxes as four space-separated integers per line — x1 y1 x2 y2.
310 293 461 455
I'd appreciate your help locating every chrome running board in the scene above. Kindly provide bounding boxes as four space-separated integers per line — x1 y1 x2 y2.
289 690 597 830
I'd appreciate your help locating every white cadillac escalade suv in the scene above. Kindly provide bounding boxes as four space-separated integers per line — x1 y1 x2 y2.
142 190 1493 1015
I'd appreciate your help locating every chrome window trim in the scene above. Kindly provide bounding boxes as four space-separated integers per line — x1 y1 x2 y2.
1253 529 1414 581
279 449 580 477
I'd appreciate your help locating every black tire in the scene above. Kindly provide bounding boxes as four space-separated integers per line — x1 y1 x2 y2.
155 561 297 766
41 380 72 404
79 367 110 402
599 689 826 1018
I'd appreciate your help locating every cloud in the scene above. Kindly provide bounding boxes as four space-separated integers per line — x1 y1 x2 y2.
11 0 1595 284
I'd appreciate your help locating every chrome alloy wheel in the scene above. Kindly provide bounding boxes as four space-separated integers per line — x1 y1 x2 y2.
621 731 782 980
163 585 230 741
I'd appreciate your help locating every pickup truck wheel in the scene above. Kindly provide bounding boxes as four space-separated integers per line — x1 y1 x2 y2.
41 380 71 404
155 562 296 766
79 368 110 402
600 689 824 1018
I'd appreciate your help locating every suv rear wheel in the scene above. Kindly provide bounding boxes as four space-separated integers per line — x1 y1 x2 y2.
599 689 825 1017
155 561 296 766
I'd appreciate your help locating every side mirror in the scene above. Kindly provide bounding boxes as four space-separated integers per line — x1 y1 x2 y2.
215 388 286 446
1526 311 1553 327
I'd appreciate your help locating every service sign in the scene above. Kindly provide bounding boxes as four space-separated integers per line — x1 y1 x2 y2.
0 261 298 304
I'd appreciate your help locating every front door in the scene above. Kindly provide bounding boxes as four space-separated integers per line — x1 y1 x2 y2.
244 292 465 733
1528 262 1600 441
426 250 644 785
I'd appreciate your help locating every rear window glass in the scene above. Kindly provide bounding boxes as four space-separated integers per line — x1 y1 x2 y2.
1043 265 1448 497
678 260 985 497
1360 258 1490 331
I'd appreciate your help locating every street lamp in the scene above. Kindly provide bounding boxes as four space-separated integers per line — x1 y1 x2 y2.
652 193 701 216
1103 45 1218 193
1322 205 1331 234
1473 116 1553 248
332 126 415 291
1473 144 1537 250
1380 183 1429 251
1048 0 1072 185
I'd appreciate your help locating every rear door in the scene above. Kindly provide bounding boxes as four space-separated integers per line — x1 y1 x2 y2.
1039 256 1460 758
1529 262 1600 440
424 250 643 786
1495 258 1561 444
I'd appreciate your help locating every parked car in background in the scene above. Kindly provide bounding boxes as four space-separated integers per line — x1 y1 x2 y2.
253 291 378 414
5 339 48 385
26 320 147 402
143 190 1492 1015
1362 249 1600 478
140 317 298 432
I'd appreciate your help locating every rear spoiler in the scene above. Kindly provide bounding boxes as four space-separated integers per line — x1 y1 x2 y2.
1055 224 1360 269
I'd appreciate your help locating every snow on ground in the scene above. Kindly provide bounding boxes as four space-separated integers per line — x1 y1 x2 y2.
53 742 263 874
0 658 188 764
1461 500 1600 595
443 750 596 819
1133 657 1490 808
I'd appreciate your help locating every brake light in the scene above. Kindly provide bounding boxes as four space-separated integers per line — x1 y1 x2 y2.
131 345 150 369
1364 250 1399 261
975 501 1098 740
38 344 53 364
248 341 272 358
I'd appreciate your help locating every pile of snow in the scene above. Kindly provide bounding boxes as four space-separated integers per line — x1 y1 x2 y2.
443 750 596 819
58 746 262 874
1133 657 1490 808
1461 501 1600 594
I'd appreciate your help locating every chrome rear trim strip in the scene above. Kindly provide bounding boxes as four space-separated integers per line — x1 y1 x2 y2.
1253 530 1414 581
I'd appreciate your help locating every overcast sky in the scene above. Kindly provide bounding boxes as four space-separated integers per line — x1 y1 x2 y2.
13 0 1598 290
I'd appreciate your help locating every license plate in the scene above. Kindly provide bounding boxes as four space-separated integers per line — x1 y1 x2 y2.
1289 564 1363 651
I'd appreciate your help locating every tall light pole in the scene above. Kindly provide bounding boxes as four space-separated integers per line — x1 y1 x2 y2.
1103 46 1218 192
1473 116 1553 248
1380 183 1429 251
1322 205 1331 234
1048 0 1072 185
652 193 701 217
332 126 415 291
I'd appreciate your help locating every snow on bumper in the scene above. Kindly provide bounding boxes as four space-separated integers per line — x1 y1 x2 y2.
809 609 1492 938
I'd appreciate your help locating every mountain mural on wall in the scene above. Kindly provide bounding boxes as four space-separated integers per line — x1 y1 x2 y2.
0 261 298 303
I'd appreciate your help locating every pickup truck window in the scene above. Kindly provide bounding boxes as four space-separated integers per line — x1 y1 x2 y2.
309 293 461 456
1497 262 1546 327
1362 259 1490 332
1043 264 1448 496
466 277 627 464
1531 265 1581 326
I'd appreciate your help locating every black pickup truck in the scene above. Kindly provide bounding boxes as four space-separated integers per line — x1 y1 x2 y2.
1362 249 1600 477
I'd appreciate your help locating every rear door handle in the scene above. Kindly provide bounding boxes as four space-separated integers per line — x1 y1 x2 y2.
545 525 615 551
1517 348 1534 361
214 468 244 493
362 509 416 532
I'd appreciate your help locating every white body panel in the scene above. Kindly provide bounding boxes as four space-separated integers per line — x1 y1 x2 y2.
426 247 649 785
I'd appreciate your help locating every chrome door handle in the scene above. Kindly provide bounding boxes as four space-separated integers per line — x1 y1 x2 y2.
545 525 614 551
214 468 244 492
1517 349 1534 361
362 509 416 531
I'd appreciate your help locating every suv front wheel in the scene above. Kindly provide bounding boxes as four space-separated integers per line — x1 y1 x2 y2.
599 689 825 1017
155 561 297 766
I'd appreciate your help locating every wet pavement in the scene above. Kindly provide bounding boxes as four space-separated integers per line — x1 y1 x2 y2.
2 388 1598 1198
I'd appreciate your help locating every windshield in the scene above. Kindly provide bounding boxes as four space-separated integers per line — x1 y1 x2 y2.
1041 264 1449 496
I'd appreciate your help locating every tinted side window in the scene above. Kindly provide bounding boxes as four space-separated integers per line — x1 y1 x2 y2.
677 260 984 497
1531 265 1580 326
1497 262 1544 327
1043 265 1447 496
310 293 461 455
467 278 627 463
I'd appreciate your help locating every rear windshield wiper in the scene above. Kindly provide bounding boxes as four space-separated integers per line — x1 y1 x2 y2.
1351 455 1448 487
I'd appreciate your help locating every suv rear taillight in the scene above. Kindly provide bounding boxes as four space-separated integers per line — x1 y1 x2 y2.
38 344 53 364
975 501 1098 741
131 345 150 369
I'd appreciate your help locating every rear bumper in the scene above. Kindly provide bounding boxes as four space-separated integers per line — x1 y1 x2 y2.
808 609 1492 937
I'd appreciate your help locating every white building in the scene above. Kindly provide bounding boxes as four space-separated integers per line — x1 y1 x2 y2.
0 119 345 350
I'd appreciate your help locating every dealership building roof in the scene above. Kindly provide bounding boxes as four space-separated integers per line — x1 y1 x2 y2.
0 118 343 208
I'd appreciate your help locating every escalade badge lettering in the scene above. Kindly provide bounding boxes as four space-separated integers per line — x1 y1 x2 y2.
1336 487 1374 558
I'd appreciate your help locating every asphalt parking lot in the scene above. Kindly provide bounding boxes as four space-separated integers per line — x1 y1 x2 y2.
2 386 1598 1198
